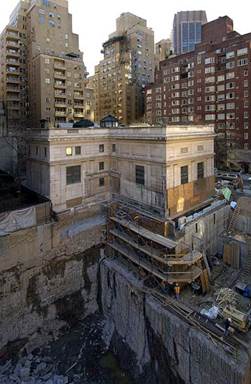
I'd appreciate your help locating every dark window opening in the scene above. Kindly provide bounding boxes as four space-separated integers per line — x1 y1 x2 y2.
136 165 145 186
75 146 81 155
99 144 104 153
197 162 204 179
99 161 104 171
66 165 81 185
99 177 105 187
181 165 188 184
112 144 116 152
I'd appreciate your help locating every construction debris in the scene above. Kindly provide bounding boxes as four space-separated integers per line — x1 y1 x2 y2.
215 288 238 311
0 354 67 384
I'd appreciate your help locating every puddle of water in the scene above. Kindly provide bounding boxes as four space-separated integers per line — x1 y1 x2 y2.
100 351 133 384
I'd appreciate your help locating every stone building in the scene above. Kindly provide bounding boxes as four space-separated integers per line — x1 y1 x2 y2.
145 16 251 170
26 122 215 215
94 13 154 125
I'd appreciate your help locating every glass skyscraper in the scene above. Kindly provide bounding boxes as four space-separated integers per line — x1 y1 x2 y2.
173 11 207 54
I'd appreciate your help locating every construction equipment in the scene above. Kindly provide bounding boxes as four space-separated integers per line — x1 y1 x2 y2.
222 306 250 333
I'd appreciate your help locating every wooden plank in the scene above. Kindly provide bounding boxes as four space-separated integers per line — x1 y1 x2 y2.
223 243 231 265
203 269 209 291
200 271 207 293
223 242 240 269
108 241 202 283
110 229 202 266
202 251 211 278
110 216 177 249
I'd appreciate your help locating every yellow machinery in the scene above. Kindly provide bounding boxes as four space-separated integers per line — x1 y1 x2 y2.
222 306 250 332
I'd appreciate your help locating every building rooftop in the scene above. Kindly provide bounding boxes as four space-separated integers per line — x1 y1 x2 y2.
27 123 215 139
0 170 49 214
73 119 94 128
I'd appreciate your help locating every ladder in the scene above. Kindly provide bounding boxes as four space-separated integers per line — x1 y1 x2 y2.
227 206 240 232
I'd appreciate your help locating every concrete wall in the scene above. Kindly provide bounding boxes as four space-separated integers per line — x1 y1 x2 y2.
0 205 106 350
181 203 229 256
234 197 251 235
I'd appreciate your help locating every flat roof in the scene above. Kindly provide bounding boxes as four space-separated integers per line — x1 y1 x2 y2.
0 171 49 214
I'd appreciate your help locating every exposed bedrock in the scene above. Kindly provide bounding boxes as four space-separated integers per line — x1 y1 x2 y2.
0 211 105 351
100 258 251 384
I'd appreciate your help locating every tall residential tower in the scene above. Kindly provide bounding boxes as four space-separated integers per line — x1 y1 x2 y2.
0 0 87 131
94 12 154 124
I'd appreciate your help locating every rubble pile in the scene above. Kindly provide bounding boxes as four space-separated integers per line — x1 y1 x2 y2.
0 354 71 384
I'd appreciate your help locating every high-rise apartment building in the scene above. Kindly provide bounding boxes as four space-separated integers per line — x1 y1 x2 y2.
0 1 30 134
94 12 154 124
155 39 172 69
0 0 87 131
0 102 7 136
145 16 251 170
173 11 207 55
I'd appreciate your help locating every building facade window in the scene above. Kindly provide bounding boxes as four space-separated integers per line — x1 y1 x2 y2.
112 144 116 152
181 165 188 185
66 165 81 185
135 165 145 186
99 177 105 187
237 58 248 66
197 162 204 179
226 72 235 80
66 147 72 156
75 146 81 155
99 161 104 171
99 144 104 152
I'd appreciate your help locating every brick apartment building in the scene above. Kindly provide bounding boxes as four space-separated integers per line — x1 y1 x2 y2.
145 17 251 170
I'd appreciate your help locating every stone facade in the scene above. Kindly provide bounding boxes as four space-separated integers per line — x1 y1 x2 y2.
26 124 215 216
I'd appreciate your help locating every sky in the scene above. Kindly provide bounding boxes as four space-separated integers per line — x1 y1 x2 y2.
1 0 251 75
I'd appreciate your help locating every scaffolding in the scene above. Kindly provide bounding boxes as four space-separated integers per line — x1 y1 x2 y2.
107 201 208 287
